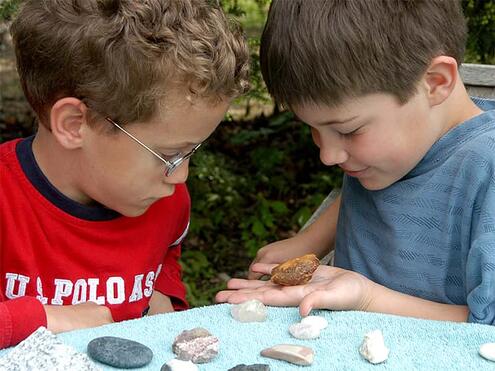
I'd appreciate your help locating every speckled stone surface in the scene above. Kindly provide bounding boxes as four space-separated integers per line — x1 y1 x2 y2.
172 328 219 363
87 336 153 368
0 327 100 371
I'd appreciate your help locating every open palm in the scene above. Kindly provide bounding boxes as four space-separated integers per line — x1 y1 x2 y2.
215 263 374 316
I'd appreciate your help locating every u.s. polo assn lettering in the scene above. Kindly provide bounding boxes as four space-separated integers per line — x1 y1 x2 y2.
4 265 163 305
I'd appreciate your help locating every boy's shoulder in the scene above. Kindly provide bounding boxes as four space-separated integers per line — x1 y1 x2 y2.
472 97 495 112
0 138 21 162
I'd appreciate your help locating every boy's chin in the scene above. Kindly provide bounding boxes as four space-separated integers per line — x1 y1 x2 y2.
115 204 152 218
358 178 393 191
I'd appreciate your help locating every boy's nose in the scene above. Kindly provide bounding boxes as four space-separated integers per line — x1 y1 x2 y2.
319 134 349 166
320 146 349 166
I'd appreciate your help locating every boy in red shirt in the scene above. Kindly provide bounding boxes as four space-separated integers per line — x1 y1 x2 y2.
0 0 249 348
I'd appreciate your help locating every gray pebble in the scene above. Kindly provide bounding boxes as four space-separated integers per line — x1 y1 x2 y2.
160 365 173 371
228 364 270 371
87 336 153 368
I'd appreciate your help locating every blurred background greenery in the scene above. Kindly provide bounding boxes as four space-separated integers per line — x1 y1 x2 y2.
0 0 494 307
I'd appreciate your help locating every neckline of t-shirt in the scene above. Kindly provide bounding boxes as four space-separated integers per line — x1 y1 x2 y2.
16 136 121 221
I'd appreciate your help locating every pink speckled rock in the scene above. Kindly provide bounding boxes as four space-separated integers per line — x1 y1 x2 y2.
172 328 219 364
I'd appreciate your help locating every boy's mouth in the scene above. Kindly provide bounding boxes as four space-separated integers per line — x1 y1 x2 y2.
340 166 369 177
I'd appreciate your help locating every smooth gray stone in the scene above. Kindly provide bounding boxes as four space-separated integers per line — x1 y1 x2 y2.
161 365 173 371
228 364 270 371
87 336 153 369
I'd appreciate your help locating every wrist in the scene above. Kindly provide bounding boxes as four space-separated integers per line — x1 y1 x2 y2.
359 279 382 312
294 231 332 259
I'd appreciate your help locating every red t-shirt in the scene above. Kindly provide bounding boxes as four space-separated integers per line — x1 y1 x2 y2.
0 137 190 348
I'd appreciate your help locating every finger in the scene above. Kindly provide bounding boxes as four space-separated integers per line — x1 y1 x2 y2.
299 290 334 317
247 267 264 280
215 290 238 303
227 278 270 290
215 281 272 304
250 263 278 275
215 290 266 304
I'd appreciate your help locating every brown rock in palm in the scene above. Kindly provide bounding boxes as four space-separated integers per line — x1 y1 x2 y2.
270 254 320 286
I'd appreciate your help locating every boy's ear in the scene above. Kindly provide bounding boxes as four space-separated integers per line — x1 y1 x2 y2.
423 56 458 107
49 98 88 149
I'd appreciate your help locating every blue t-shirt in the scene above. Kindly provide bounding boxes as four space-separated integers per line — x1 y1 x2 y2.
335 97 495 324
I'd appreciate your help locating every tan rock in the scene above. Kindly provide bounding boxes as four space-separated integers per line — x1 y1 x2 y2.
260 344 314 366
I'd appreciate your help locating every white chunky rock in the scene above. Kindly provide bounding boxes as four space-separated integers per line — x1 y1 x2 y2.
300 316 328 331
479 343 495 362
231 299 267 322
260 344 314 366
289 322 321 339
359 329 390 364
165 359 199 371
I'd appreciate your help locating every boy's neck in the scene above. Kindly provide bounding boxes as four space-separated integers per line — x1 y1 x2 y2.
32 125 94 205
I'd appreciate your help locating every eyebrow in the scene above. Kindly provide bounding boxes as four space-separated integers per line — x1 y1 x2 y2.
316 116 359 126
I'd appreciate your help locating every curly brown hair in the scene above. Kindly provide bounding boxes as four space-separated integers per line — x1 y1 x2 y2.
11 0 250 127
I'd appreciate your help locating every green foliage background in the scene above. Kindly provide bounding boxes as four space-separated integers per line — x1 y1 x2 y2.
0 0 494 307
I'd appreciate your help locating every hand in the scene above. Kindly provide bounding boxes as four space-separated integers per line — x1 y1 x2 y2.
248 236 316 280
216 263 376 316
45 301 113 334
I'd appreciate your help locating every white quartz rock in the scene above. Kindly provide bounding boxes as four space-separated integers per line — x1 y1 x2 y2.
231 299 267 322
166 359 199 371
359 330 390 364
289 322 321 339
479 343 495 362
300 315 328 331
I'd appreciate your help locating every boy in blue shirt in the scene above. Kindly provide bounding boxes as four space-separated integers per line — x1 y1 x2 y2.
217 0 495 324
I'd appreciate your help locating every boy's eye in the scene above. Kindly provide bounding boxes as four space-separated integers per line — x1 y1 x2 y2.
160 152 181 161
342 127 362 136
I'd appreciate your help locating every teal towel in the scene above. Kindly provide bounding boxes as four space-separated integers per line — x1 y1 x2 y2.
2 304 495 370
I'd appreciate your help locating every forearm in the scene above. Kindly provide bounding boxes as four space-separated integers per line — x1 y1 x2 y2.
298 194 341 258
44 302 113 334
367 283 469 322
147 290 174 315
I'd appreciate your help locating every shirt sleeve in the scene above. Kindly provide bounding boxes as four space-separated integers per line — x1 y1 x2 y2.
153 184 190 311
153 244 189 310
0 295 47 349
466 174 495 325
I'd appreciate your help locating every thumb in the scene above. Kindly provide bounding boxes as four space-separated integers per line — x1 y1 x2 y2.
299 290 335 317
247 271 264 280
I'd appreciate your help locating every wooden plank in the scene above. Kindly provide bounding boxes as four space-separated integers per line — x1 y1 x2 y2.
460 63 495 87
466 86 495 99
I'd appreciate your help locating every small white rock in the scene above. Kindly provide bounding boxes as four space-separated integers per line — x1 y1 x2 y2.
166 359 199 371
359 329 390 364
231 299 267 322
289 322 321 339
300 316 328 331
479 343 495 362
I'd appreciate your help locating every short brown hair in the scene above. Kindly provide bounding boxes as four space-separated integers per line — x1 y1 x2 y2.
11 0 249 127
260 0 467 109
